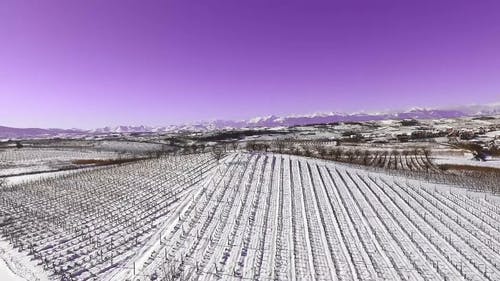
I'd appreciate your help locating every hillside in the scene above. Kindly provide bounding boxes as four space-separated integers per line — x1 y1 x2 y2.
1 152 499 280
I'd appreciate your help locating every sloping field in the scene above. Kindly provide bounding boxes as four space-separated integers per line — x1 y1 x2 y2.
1 152 500 281
0 153 218 280
133 153 500 281
0 148 128 176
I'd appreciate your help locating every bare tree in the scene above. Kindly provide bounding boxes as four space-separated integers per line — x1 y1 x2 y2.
230 141 239 151
402 150 411 170
212 147 224 162
198 143 206 153
381 151 389 168
345 150 355 162
302 145 312 157
316 143 328 158
246 141 257 151
331 148 343 160
275 140 286 153
191 144 198 153
392 150 400 170
353 149 362 163
262 143 270 152
362 150 371 165
422 148 432 159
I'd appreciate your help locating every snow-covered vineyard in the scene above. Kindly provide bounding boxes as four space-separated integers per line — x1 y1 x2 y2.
0 148 128 177
0 153 217 280
1 152 500 281
0 148 122 163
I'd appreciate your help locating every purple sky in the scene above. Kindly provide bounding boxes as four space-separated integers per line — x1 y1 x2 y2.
1 0 500 129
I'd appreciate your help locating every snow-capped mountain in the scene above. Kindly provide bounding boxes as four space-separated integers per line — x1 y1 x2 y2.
447 103 500 116
0 126 83 139
2 103 499 139
90 125 167 134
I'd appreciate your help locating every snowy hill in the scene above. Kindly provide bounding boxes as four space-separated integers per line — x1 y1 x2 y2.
0 126 83 139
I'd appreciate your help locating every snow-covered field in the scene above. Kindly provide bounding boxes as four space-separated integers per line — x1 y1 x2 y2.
0 153 217 280
1 152 500 280
0 148 120 163
0 239 50 281
434 155 500 169
0 148 125 177
131 153 500 280
0 258 25 281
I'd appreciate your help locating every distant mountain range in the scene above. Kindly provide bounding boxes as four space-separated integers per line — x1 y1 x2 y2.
0 126 83 140
1 103 499 139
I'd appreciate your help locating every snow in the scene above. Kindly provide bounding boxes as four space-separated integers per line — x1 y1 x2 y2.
5 168 95 185
0 147 126 177
2 152 500 280
0 258 25 281
128 153 500 280
0 153 218 280
434 155 500 168
96 140 163 152
0 240 50 281
484 130 500 138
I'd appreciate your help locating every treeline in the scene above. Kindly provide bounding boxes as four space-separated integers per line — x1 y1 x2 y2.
454 142 500 157
244 140 500 194
244 140 435 172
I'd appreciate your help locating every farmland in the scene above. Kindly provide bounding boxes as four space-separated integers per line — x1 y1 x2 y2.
132 153 500 281
0 148 133 177
0 153 217 280
1 151 500 280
